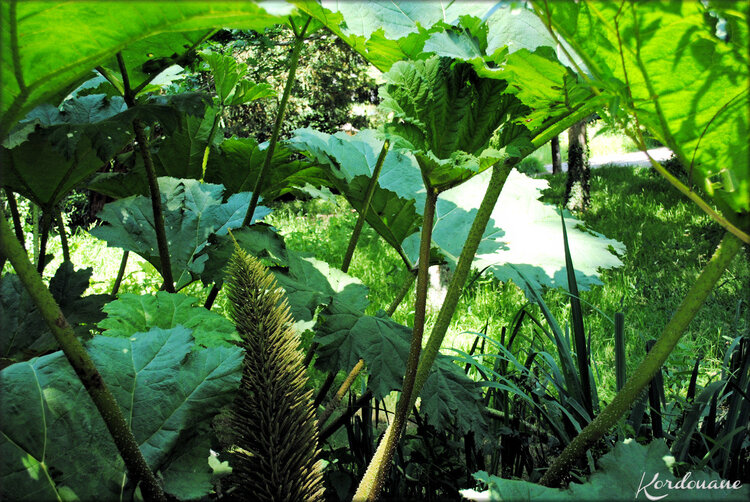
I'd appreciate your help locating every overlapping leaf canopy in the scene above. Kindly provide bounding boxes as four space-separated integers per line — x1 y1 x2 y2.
90 178 270 289
0 1 294 131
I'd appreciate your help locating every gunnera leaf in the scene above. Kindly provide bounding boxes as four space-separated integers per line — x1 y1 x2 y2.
379 55 529 191
90 177 271 289
225 248 325 501
0 326 242 501
98 291 240 348
0 262 111 363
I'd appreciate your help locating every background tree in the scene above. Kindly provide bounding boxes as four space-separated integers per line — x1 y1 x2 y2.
204 27 379 141
565 119 590 211
550 135 562 174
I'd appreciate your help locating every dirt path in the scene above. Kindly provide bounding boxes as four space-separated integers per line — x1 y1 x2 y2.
543 146 672 173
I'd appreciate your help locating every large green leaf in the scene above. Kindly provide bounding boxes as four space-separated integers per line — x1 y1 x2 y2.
152 108 221 181
84 109 221 200
202 224 369 333
421 354 487 436
315 310 411 400
0 262 111 362
418 169 625 297
422 6 555 68
314 304 486 434
2 93 209 208
295 1 495 71
272 251 370 325
531 1 750 217
89 124 324 202
0 1 294 131
197 223 290 287
205 136 328 201
201 52 276 106
98 292 240 348
0 326 243 501
89 177 270 289
287 128 424 267
462 438 750 501
380 56 529 191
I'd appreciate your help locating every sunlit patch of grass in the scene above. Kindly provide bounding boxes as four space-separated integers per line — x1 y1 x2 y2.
539 166 749 401
265 166 748 404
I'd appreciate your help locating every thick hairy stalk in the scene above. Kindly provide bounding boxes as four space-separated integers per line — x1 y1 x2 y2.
203 283 220 310
313 372 336 409
0 212 166 501
225 248 324 501
354 187 438 501
131 118 175 292
36 212 51 273
412 164 512 403
111 250 129 296
243 17 311 226
539 231 743 486
5 188 25 250
341 140 390 272
56 210 69 262
200 109 222 181
117 52 175 293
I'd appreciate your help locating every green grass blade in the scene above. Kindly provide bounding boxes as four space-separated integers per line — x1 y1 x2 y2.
672 380 725 461
561 210 593 416
514 267 585 407
614 312 626 392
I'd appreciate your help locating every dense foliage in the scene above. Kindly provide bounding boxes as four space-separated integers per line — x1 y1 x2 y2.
1 1 748 501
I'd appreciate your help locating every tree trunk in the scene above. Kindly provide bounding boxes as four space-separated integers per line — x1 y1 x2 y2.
551 135 562 174
564 120 590 211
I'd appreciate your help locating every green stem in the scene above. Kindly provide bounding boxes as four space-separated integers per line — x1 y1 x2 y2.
539 231 743 487
95 66 125 96
0 212 166 501
5 188 25 250
242 17 311 227
313 372 337 409
117 52 175 293
303 342 318 368
132 119 175 292
386 270 417 317
111 251 129 296
319 390 373 442
200 107 222 182
56 210 70 263
354 186 438 501
203 283 220 310
341 140 389 273
318 358 365 427
350 161 512 495
36 212 51 274
32 204 39 267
